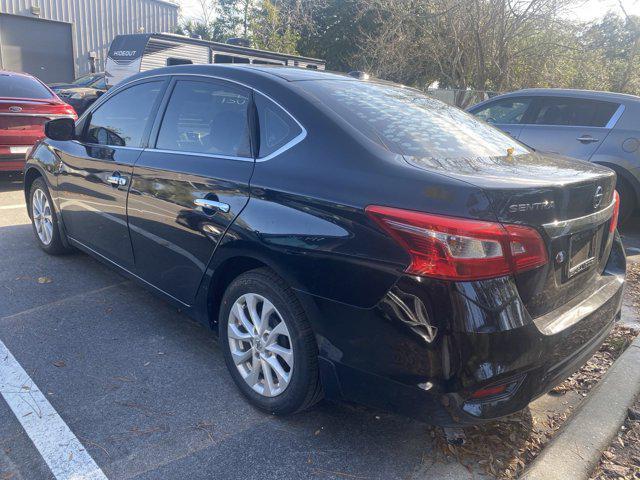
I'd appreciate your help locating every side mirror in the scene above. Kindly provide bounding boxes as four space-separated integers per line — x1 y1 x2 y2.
44 117 75 141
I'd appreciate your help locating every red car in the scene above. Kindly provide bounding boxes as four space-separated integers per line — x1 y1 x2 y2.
0 71 77 172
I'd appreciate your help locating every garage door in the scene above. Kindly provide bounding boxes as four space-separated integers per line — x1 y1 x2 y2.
0 14 74 84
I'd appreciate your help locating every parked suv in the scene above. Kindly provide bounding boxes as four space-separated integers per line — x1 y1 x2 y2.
469 89 640 223
24 66 625 425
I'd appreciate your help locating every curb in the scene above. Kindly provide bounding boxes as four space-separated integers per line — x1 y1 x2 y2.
521 335 640 480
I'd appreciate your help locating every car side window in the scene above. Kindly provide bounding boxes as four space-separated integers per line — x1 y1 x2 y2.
255 93 302 158
472 98 531 125
156 80 251 157
85 81 162 147
531 97 620 127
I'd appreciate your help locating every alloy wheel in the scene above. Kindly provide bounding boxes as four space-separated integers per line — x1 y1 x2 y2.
227 293 294 397
32 189 53 246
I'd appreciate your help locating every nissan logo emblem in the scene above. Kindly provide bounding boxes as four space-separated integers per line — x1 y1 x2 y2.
593 186 604 209
8 106 22 112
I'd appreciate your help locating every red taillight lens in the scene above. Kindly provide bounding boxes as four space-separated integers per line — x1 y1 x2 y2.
365 206 548 281
48 102 78 120
610 190 620 233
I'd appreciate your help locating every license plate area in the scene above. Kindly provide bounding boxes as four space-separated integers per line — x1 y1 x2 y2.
568 229 597 278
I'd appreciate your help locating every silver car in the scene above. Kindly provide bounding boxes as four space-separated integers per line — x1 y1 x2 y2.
469 88 639 223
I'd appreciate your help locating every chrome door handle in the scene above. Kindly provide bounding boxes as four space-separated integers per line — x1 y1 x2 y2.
194 198 230 213
106 175 127 186
576 136 599 143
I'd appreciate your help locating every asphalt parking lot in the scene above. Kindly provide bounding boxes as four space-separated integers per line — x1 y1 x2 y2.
0 171 473 480
1 171 639 480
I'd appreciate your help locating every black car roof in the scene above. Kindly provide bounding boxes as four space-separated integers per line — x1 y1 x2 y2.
124 64 356 85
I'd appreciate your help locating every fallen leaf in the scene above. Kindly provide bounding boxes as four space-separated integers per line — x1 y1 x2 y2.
37 276 52 284
52 360 66 368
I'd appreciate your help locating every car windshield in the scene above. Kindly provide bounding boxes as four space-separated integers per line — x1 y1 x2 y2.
302 80 529 159
71 74 99 86
90 77 106 89
0 74 53 100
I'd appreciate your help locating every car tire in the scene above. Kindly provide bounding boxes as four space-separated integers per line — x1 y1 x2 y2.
29 178 71 255
219 268 323 415
616 177 637 226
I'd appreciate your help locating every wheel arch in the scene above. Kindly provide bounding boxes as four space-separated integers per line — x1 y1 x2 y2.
23 166 45 216
201 246 324 335
593 160 640 206
206 255 269 331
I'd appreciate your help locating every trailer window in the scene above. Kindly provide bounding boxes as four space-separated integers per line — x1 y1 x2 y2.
167 57 193 66
252 59 284 66
214 54 250 64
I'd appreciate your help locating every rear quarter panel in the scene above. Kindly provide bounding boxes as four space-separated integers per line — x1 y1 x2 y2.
591 103 640 201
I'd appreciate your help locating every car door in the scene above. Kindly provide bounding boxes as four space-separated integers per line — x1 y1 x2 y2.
517 96 622 160
56 78 167 267
468 96 533 139
126 76 255 305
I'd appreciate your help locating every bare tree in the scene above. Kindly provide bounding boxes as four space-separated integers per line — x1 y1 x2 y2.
356 0 580 104
196 0 218 25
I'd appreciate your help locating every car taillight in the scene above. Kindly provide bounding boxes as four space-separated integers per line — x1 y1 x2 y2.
610 190 620 233
365 206 548 281
48 102 78 120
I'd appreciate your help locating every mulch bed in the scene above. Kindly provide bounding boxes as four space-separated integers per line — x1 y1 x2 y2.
428 324 639 479
590 396 640 479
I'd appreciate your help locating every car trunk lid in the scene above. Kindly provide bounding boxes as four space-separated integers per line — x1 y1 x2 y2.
0 98 76 147
405 152 618 318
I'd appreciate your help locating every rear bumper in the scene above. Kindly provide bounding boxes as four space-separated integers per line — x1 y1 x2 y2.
0 153 26 172
302 232 626 425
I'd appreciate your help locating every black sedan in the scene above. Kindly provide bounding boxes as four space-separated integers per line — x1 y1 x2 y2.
23 65 625 425
53 73 106 115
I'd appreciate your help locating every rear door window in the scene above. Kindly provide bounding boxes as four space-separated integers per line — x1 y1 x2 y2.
531 97 620 127
0 74 53 100
471 97 532 125
85 81 163 147
155 79 252 157
255 93 302 158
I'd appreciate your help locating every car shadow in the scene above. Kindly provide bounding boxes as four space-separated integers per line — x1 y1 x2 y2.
0 172 24 193
620 214 640 254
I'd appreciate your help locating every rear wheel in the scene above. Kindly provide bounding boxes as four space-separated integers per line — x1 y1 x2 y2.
29 178 70 255
616 177 637 226
219 268 323 415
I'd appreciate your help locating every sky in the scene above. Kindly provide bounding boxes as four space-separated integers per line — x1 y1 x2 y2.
569 0 640 20
176 0 640 23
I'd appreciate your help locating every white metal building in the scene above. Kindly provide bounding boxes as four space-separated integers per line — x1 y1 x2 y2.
0 0 178 83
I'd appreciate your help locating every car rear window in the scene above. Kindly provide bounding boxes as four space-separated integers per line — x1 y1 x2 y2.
301 81 528 159
0 74 53 100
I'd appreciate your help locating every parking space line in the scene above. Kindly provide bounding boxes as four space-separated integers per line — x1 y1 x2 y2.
0 204 25 210
0 338 108 480
0 282 129 322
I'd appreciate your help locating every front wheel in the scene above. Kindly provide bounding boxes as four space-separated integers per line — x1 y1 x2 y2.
219 268 323 415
